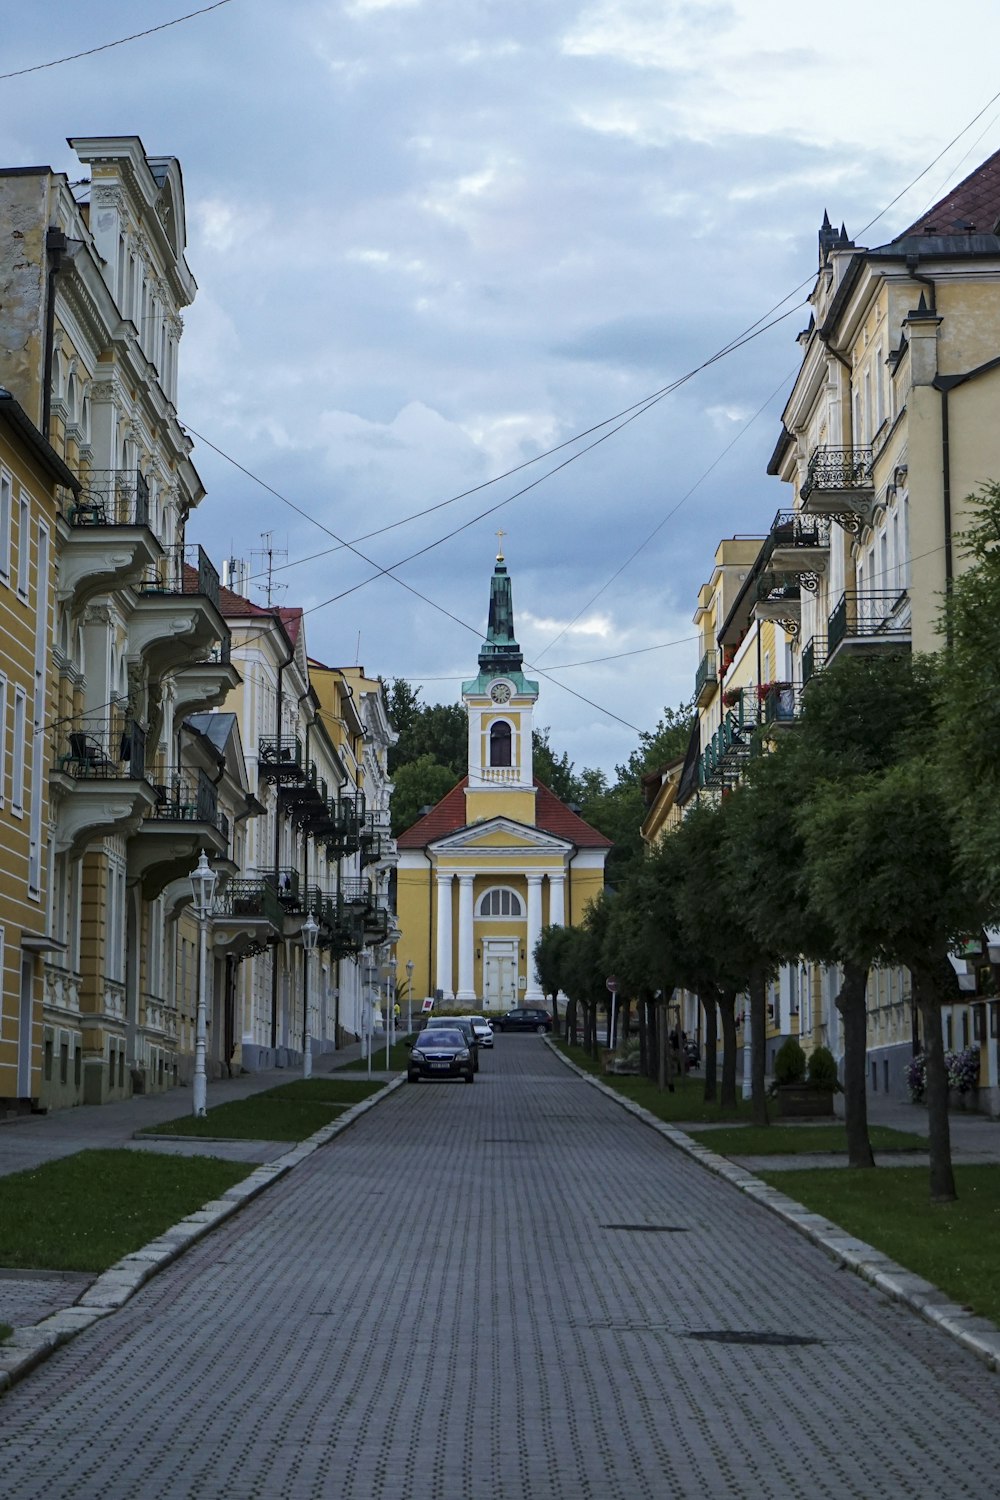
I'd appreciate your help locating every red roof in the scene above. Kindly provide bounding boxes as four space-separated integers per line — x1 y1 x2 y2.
896 144 1000 239
396 776 612 849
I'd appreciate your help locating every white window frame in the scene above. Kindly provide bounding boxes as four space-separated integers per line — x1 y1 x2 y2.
11 685 26 815
16 489 29 602
0 467 11 581
478 886 524 920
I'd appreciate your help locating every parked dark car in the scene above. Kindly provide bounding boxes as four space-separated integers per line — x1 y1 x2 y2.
406 1028 475 1084
422 1015 480 1070
496 1007 552 1034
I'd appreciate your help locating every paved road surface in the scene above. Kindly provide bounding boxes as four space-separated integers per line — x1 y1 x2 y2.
3 1038 999 1498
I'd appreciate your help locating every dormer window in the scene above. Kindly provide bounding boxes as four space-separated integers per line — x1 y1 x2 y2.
490 720 512 768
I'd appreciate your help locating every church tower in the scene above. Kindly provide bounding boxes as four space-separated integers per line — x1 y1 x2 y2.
395 540 611 1010
461 538 539 826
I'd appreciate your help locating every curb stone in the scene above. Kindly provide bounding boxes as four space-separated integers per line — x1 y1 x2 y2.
0 1073 406 1396
546 1038 1000 1374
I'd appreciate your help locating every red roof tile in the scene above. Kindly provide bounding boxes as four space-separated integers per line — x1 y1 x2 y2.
396 776 612 849
896 145 1000 238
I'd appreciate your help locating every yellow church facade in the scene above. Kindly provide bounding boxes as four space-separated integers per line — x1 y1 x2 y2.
395 552 610 1011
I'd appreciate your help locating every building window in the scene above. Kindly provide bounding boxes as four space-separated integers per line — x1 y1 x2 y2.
0 468 11 580
489 719 512 767
16 491 29 602
11 687 26 813
479 887 524 919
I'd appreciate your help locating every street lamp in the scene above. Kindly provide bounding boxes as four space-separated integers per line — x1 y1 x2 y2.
301 910 319 1079
189 849 218 1118
405 958 414 1037
388 956 398 1044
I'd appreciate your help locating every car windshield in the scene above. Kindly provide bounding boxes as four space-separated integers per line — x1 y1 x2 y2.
469 1017 488 1028
417 1031 463 1048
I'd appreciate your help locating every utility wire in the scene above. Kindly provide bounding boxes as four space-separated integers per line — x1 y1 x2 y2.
0 1 236 82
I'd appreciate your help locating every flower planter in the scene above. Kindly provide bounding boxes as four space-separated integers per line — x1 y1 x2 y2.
947 1087 981 1113
776 1083 835 1118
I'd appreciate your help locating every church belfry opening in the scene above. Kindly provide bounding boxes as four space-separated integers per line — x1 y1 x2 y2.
489 720 512 767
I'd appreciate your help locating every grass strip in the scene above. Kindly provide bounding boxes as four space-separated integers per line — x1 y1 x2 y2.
759 1164 1000 1328
686 1124 928 1156
262 1078 385 1104
555 1041 748 1122
0 1322 12 1343
142 1095 350 1141
0 1150 251 1273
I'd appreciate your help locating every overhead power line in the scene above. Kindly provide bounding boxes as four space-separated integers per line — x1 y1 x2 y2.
0 1 237 82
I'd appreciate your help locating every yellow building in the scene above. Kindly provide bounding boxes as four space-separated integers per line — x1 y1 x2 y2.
396 549 610 1011
0 389 75 1112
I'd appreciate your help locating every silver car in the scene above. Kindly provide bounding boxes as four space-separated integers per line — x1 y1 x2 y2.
465 1015 494 1049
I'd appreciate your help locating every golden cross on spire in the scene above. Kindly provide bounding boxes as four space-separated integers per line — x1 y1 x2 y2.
495 528 506 561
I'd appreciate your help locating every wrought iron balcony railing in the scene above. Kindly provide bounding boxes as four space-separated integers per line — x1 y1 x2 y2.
66 468 150 528
698 689 761 790
760 682 800 728
215 878 284 930
801 635 827 687
57 709 147 780
764 508 831 555
801 447 874 500
694 649 718 704
828 590 910 655
136 543 221 611
258 737 304 778
149 768 229 841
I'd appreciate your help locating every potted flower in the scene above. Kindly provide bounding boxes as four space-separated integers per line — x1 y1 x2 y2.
771 1039 837 1118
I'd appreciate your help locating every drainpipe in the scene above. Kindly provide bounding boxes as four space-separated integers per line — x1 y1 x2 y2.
42 227 67 439
270 647 294 1051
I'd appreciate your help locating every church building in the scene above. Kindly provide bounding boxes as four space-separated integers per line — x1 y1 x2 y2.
395 547 611 1011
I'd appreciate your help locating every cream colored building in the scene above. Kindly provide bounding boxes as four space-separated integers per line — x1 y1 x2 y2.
396 550 610 1010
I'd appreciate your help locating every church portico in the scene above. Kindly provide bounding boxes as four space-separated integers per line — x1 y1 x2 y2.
395 545 611 1009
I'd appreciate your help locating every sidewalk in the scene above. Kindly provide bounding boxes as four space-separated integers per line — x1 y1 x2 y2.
0 1037 396 1180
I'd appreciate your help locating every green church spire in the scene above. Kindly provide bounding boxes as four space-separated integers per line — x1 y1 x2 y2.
462 538 539 696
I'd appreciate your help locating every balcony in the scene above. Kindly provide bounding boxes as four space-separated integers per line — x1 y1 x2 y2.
753 580 801 636
800 447 874 529
211 878 284 959
324 794 366 858
698 689 761 792
171 636 240 725
128 768 230 899
802 635 827 687
759 682 800 729
258 737 304 782
762 510 830 577
694 649 718 707
58 467 161 609
827 590 911 662
130 544 228 675
279 762 330 828
50 711 159 856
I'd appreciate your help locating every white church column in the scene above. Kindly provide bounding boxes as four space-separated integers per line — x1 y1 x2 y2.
549 872 566 927
435 873 454 1000
456 875 476 1002
525 873 543 1003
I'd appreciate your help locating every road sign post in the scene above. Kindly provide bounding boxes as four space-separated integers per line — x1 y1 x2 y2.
606 976 619 1050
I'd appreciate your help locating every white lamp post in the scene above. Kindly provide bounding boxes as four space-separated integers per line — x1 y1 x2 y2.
189 849 218 1118
406 958 414 1037
388 956 398 1046
301 910 319 1079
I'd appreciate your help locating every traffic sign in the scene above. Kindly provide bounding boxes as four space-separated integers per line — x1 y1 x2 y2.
606 976 618 993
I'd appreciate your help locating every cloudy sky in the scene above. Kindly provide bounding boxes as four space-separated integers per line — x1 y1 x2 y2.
4 1 1000 773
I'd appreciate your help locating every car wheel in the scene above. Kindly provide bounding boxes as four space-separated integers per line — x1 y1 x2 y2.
536 1024 547 1034
406 1072 418 1083
465 1073 474 1084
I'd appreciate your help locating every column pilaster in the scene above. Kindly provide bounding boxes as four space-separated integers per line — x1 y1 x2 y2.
435 873 454 1001
456 875 476 1002
525 873 543 1003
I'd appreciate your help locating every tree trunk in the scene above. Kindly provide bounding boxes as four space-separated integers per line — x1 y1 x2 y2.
638 992 648 1077
749 967 769 1127
646 997 659 1082
567 996 578 1048
913 961 957 1203
657 999 669 1092
702 992 718 1102
622 994 632 1043
836 961 874 1169
588 1001 600 1061
550 989 561 1038
718 989 738 1110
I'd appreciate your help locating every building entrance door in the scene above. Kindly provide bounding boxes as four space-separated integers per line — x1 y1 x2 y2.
17 955 34 1097
483 939 518 1011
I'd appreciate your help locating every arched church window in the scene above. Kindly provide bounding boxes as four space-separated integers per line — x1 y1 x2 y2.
479 887 524 918
490 719 512 767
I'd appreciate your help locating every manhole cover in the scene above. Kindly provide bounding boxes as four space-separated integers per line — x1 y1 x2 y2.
686 1330 821 1347
600 1223 690 1233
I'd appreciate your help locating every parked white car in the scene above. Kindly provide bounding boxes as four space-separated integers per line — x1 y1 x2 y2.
466 1015 494 1049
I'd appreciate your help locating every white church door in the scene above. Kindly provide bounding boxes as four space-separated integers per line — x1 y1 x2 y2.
483 938 518 1011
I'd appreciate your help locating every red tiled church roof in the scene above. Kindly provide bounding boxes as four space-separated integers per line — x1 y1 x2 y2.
896 144 1000 239
396 776 612 849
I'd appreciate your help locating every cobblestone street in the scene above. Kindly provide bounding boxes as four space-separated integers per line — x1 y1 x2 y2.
3 1037 1000 1499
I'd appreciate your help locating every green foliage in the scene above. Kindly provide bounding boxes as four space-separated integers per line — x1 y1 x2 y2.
390 753 460 836
534 923 577 1000
144 1095 352 1140
0 1150 252 1272
807 1046 839 1091
532 726 584 804
774 1037 807 1086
